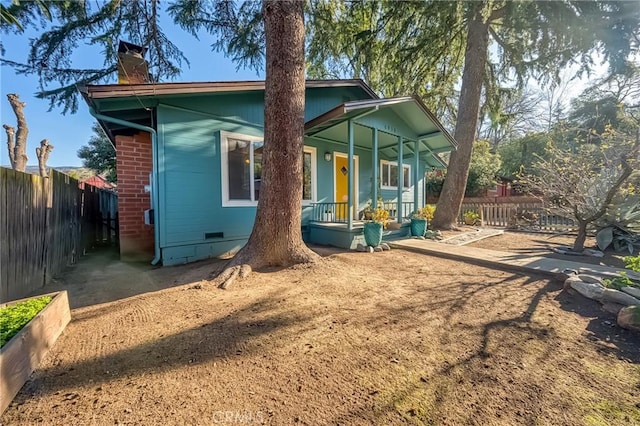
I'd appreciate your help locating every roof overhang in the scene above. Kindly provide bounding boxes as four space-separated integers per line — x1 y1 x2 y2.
80 79 378 100
304 96 457 169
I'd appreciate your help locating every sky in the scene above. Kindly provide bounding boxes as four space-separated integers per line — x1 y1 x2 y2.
1 18 263 167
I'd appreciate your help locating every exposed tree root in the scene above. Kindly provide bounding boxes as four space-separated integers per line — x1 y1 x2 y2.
214 263 253 289
211 247 320 289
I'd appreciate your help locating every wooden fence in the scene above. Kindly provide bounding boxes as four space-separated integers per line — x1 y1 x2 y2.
458 201 575 231
0 167 117 302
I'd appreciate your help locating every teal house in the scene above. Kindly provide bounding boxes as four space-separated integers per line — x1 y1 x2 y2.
81 79 457 265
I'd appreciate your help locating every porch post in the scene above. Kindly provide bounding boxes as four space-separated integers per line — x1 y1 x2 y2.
372 127 379 209
397 136 404 223
414 138 420 211
347 119 354 231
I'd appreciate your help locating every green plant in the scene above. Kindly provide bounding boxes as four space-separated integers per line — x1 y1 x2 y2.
0 296 52 347
412 205 436 221
463 210 480 224
595 195 640 254
623 254 640 272
603 254 640 290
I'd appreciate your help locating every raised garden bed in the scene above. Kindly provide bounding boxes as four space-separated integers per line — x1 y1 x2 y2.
0 291 70 414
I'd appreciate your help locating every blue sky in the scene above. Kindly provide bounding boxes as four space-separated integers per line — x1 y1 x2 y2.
1 22 263 167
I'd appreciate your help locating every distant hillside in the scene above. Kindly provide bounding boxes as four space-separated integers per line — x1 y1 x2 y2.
21 166 96 180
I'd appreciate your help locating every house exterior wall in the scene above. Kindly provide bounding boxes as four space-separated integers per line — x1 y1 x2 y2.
109 86 428 265
115 132 154 261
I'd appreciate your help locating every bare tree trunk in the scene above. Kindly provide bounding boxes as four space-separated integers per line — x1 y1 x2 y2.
36 139 54 177
213 0 319 289
431 5 490 230
573 221 588 252
3 94 29 172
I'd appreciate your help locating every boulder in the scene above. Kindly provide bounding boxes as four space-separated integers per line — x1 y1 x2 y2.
567 276 604 301
356 243 367 252
617 306 640 332
601 288 640 306
373 246 383 252
367 246 374 253
621 286 640 299
602 302 625 315
577 274 604 285
380 243 391 251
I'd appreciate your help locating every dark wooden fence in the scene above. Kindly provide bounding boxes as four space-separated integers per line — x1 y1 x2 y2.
0 167 117 302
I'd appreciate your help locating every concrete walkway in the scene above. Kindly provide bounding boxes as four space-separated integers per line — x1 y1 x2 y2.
390 239 627 280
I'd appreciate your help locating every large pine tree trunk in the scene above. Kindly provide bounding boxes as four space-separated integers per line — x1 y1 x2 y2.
214 0 319 288
431 6 490 230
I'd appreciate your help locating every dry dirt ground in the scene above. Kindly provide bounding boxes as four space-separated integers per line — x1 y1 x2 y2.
2 246 640 425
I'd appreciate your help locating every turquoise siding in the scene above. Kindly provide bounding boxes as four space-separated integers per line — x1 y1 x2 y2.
147 87 427 265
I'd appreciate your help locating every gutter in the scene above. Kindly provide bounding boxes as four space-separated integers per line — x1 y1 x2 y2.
88 107 162 266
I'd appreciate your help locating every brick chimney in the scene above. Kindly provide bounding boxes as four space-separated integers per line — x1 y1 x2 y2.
117 41 149 84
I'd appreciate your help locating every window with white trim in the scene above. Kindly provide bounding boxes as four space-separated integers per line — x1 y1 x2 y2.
221 131 316 206
302 146 317 204
380 160 410 189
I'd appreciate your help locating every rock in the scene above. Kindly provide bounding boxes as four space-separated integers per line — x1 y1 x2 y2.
602 288 640 306
577 274 604 285
373 246 383 252
567 276 604 301
356 243 366 252
380 243 391 251
367 246 374 253
417 236 425 240
617 306 640 332
602 302 625 315
583 249 605 258
563 269 578 276
621 286 640 299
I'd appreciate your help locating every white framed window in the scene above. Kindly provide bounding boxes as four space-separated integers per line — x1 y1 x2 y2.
302 146 317 205
221 131 316 207
380 160 410 189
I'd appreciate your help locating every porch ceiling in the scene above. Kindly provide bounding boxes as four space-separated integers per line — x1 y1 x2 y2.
304 96 457 168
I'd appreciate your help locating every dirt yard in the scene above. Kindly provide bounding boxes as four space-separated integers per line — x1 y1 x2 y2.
2 247 639 425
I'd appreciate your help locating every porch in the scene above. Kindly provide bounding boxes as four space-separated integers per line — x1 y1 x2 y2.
303 96 457 249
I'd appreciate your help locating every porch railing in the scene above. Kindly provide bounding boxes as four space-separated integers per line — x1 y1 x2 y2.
382 201 415 220
310 202 349 223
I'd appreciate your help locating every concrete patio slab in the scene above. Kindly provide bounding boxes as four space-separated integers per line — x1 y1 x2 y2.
390 239 627 280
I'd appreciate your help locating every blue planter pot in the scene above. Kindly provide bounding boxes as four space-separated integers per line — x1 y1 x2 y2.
410 218 427 237
363 222 383 247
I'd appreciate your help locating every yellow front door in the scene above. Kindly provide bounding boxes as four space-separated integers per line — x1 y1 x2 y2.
334 154 356 220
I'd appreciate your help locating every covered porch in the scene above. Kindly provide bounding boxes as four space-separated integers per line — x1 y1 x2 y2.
303 96 457 248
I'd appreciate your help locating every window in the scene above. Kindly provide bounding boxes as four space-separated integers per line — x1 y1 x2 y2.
302 146 317 204
221 131 316 206
380 160 410 189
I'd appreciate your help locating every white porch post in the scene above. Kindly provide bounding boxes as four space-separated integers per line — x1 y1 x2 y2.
414 138 420 212
347 119 354 231
397 136 404 223
372 127 379 209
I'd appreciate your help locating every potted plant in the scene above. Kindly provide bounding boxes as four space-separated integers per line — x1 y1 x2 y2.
463 210 480 226
363 207 389 247
411 204 436 237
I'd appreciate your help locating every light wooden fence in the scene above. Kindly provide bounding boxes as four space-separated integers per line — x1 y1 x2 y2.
458 202 576 231
0 167 117 302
